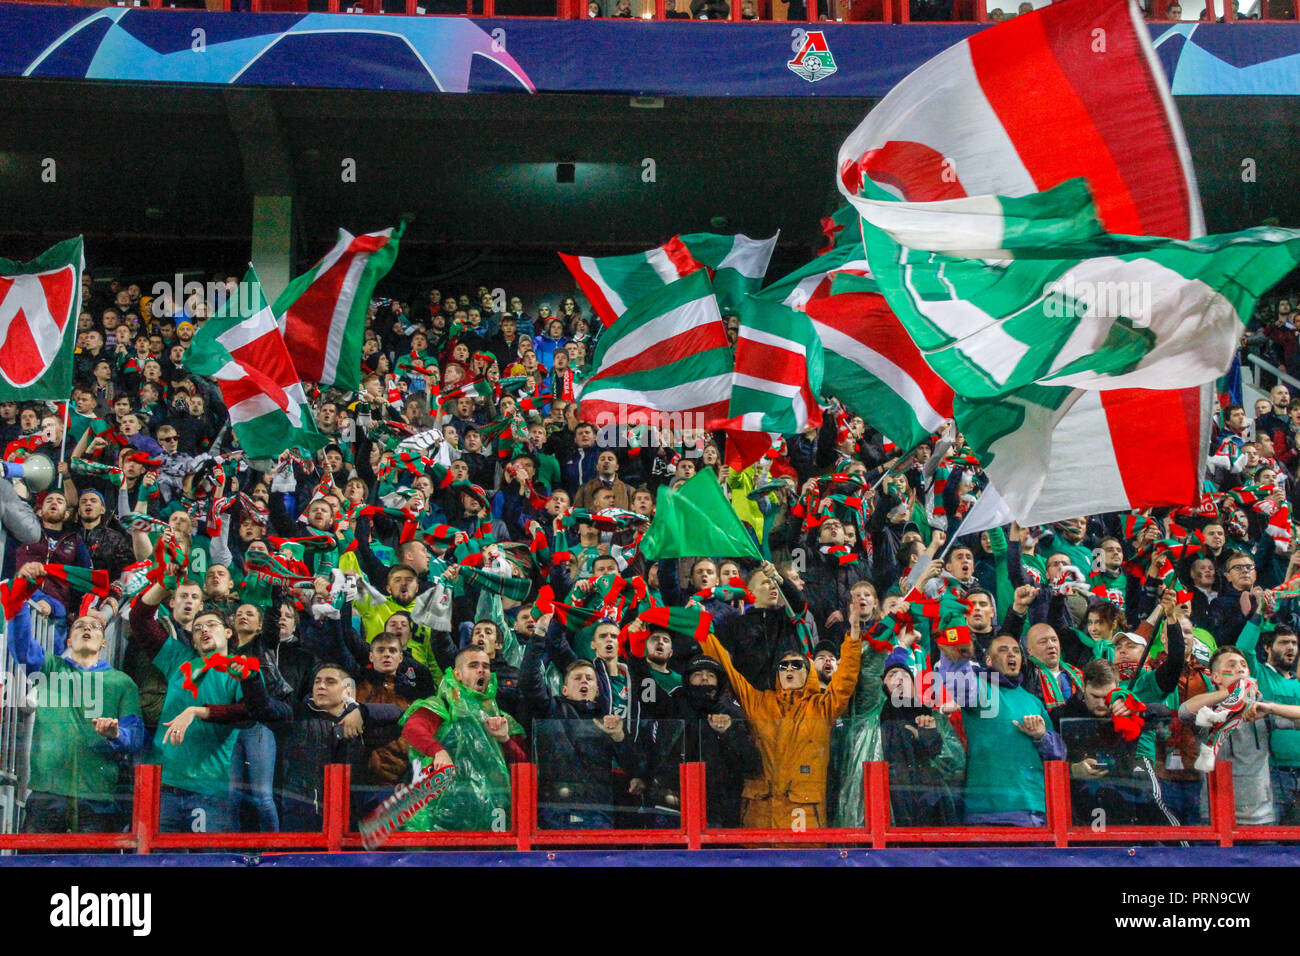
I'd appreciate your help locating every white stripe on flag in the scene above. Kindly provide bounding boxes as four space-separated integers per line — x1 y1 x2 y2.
228 392 281 424
780 259 873 311
738 325 806 356
837 39 1036 203
717 232 779 279
781 275 826 311
1040 257 1238 391
580 373 732 412
216 304 277 351
850 193 1010 254
579 256 628 316
645 246 687 283
1 271 71 371
811 319 949 432
322 252 370 386
733 373 811 429
593 293 721 373
949 482 1016 537
733 372 800 398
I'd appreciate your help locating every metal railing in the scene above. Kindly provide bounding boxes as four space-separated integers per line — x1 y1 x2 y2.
0 757 1294 853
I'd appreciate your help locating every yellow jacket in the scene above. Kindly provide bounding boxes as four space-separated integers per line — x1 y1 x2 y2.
699 629 862 805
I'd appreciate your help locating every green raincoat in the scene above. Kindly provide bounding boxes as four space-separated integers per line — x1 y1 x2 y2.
398 671 521 831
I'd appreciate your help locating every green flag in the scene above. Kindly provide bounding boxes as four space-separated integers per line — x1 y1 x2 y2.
638 470 763 563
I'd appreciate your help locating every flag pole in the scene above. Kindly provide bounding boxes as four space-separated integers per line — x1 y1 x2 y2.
52 238 86 496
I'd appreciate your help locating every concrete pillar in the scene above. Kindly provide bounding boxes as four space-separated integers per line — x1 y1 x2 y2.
251 194 294 303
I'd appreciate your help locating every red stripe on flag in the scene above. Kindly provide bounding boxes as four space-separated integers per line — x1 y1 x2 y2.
283 234 389 382
229 331 300 392
559 252 620 329
967 10 1143 237
661 236 705 279
859 141 967 203
1035 0 1193 238
736 338 809 388
1102 387 1201 508
586 327 728 384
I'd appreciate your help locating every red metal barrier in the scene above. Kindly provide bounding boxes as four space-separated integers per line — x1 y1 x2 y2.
2 759 1297 853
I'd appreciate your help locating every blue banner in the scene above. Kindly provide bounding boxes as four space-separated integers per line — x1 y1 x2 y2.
1 3 1298 97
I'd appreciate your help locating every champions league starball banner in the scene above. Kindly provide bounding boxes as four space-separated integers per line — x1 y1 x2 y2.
0 2 1298 97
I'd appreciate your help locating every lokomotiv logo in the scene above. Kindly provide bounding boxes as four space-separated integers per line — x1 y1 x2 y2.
788 30 838 83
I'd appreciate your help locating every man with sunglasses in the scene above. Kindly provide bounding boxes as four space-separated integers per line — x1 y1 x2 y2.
5 569 145 833
695 600 863 830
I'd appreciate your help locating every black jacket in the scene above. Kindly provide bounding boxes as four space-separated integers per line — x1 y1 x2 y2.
519 635 635 808
669 665 762 828
248 678 402 829
879 701 959 827
802 538 873 629
713 578 808 691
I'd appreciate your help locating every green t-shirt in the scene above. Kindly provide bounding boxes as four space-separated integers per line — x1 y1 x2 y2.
963 680 1053 817
150 638 243 796
1238 616 1300 768
29 657 141 800
608 672 629 718
648 668 682 693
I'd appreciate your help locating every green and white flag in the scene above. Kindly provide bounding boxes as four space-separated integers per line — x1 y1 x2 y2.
680 231 779 316
188 268 327 461
576 269 733 429
855 177 1300 399
560 231 777 327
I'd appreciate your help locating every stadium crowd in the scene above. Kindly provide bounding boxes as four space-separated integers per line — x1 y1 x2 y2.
3 271 1300 840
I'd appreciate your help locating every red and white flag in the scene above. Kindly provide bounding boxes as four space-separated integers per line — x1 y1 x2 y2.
835 0 1210 528
188 268 326 461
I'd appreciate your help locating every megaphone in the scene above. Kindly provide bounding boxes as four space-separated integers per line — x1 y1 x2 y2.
1 454 55 493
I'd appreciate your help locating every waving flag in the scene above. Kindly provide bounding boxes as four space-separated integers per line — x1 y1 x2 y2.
710 293 824 437
188 268 326 461
855 178 1300 399
0 237 83 400
560 231 777 327
834 0 1214 527
275 223 403 394
576 269 733 430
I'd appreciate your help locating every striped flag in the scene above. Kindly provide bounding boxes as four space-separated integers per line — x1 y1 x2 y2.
576 269 732 430
710 293 824 436
680 231 780 316
274 223 403 393
834 0 1214 526
807 289 954 451
560 231 777 327
854 177 1300 399
188 268 326 461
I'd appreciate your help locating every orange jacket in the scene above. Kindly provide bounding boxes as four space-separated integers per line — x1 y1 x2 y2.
699 630 862 806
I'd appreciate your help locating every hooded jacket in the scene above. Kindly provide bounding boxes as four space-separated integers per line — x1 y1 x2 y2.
698 627 862 810
667 657 763 827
